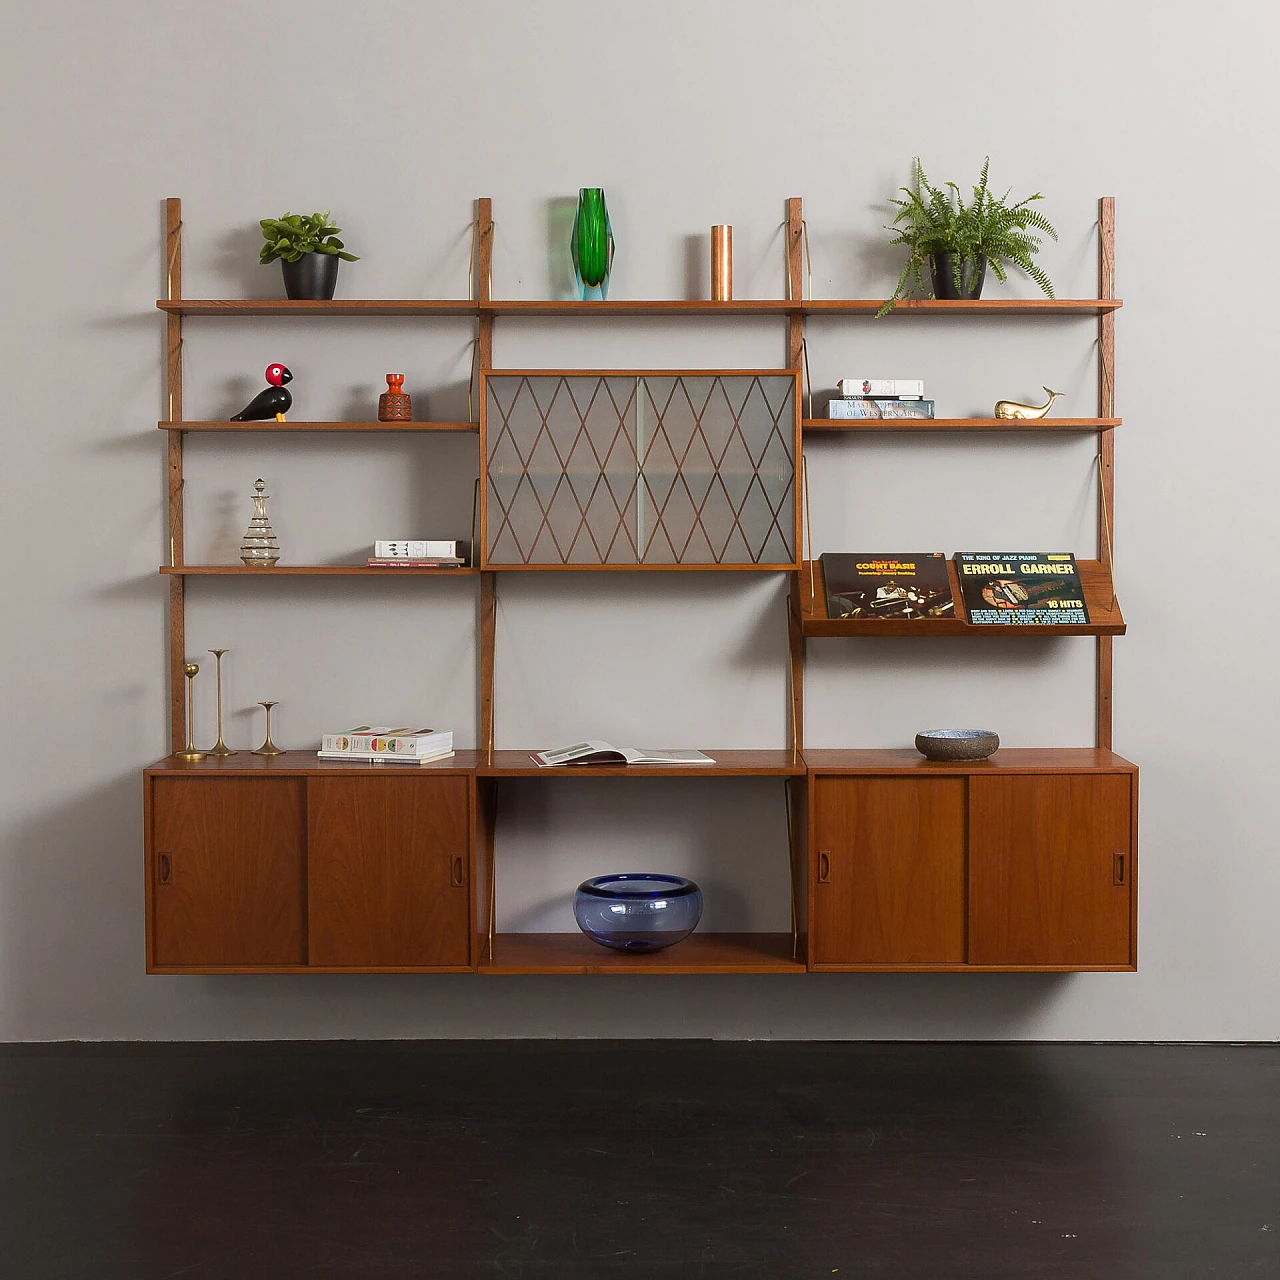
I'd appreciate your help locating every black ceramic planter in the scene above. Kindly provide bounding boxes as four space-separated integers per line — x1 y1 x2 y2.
930 252 986 301
281 253 340 301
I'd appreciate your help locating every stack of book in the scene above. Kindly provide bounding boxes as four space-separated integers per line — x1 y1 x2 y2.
366 539 468 568
317 726 454 764
827 378 935 420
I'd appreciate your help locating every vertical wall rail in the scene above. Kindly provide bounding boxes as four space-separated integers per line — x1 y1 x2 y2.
474 198 496 761
165 197 186 752
786 197 804 368
1097 197 1116 750
785 198 806 754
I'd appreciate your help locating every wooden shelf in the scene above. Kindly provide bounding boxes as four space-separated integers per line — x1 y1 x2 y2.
145 750 484 775
157 297 1122 319
804 417 1121 434
156 299 477 317
802 748 1136 775
160 420 478 433
159 565 476 576
486 299 799 317
799 559 1125 637
480 932 805 974
803 299 1122 316
477 749 806 777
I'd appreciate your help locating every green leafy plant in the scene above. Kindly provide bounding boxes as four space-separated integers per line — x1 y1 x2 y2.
877 159 1056 315
258 211 359 265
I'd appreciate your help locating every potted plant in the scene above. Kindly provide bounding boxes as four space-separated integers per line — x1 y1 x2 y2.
877 159 1057 315
258 211 359 300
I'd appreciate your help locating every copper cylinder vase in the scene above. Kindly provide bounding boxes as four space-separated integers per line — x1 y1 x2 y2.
711 225 733 302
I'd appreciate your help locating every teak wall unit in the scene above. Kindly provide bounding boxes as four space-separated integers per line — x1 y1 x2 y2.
148 196 1134 975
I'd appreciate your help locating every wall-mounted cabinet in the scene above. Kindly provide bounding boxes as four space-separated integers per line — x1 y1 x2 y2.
146 195 1134 978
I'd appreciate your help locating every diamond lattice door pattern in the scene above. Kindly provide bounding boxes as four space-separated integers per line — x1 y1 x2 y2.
483 373 799 567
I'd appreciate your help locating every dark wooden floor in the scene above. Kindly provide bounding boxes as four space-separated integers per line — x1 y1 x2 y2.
0 1041 1276 1277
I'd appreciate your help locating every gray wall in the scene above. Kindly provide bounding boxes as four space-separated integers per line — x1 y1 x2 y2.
2 0 1276 1040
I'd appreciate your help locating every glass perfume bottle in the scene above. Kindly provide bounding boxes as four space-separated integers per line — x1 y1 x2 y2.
240 478 280 567
570 187 614 301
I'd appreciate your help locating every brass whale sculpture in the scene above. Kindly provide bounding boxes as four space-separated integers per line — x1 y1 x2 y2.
994 387 1063 420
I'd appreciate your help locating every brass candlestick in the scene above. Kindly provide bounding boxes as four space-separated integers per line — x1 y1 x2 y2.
252 701 285 756
711 225 733 301
207 649 236 756
174 662 206 762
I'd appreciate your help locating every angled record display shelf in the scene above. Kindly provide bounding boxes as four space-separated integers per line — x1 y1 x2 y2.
146 195 1132 977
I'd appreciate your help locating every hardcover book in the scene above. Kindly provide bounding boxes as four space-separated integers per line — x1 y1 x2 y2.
836 378 925 398
373 540 467 559
827 398 935 419
320 727 453 756
954 553 1091 624
820 553 955 620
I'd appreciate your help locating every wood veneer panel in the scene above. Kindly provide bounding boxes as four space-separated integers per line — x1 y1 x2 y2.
803 417 1120 433
160 420 478 433
145 751 483 776
160 565 477 576
968 774 1132 966
803 299 1122 315
150 777 305 967
479 750 806 777
803 748 1136 775
157 299 478 317
811 777 965 965
306 776 470 968
481 932 804 974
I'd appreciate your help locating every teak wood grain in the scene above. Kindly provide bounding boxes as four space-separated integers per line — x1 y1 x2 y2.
478 750 806 777
156 299 479 317
811 776 966 965
968 773 1133 967
306 776 471 968
159 565 477 576
145 751 483 776
165 197 185 748
159 420 478 433
803 417 1121 434
802 748 1136 775
150 776 306 967
481 932 804 974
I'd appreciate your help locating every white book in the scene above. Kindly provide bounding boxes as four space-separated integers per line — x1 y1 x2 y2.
837 378 925 398
317 748 456 766
321 727 452 755
373 540 465 559
532 740 715 767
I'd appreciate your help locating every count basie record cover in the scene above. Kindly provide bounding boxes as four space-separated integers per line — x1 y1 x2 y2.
954 553 1090 624
820 552 955 620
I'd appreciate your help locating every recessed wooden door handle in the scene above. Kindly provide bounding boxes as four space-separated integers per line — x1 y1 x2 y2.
157 853 172 885
451 855 465 888
818 850 831 884
1113 852 1127 885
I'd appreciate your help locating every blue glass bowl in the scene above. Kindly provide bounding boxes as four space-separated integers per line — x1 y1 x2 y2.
573 873 704 953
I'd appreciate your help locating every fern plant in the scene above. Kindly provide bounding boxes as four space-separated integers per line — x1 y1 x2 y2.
877 159 1057 315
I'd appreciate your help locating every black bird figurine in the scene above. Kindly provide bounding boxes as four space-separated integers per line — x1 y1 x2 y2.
230 363 293 422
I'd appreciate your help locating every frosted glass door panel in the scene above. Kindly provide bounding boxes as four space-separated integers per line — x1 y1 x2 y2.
483 373 797 568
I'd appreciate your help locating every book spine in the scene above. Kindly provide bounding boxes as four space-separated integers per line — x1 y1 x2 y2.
366 559 465 568
827 399 935 419
321 732 452 754
837 379 925 398
373 540 463 559
317 750 455 765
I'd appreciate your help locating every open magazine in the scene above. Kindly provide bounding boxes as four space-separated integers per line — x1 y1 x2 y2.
532 740 716 767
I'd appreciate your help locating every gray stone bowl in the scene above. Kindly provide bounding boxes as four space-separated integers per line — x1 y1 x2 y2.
915 729 1000 761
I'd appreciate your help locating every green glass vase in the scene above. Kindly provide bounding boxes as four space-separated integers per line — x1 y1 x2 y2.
571 187 614 301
